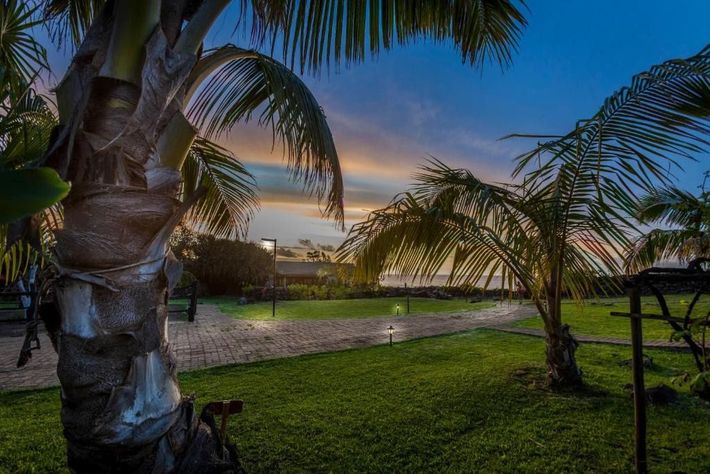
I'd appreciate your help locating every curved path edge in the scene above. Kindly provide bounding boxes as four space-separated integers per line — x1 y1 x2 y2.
492 326 690 351
0 303 535 392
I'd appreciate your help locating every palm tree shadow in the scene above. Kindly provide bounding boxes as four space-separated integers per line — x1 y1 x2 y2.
509 366 609 398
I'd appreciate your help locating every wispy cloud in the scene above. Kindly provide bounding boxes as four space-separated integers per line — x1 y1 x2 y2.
223 97 525 244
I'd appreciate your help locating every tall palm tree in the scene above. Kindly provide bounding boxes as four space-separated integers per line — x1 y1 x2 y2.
25 1 528 471
339 45 710 387
626 183 710 272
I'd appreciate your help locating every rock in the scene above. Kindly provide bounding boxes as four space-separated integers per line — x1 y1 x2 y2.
624 384 679 405
646 384 678 405
434 290 452 300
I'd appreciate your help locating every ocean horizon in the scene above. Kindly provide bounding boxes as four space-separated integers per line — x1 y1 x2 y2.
381 274 505 289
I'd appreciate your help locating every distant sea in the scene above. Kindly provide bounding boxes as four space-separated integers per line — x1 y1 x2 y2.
381 274 504 289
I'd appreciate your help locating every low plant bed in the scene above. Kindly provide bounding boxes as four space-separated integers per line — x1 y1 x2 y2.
206 296 496 320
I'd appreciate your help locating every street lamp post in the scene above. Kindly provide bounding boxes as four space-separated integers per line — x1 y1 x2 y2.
261 238 277 317
405 282 410 314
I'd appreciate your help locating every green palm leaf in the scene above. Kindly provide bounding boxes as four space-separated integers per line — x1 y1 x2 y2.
187 45 343 225
635 187 708 228
625 228 703 273
44 0 106 48
42 0 528 73
502 44 710 283
252 0 527 73
180 136 259 239
625 186 710 271
0 87 57 168
43 0 105 48
337 159 624 320
0 167 70 224
512 45 710 201
0 0 47 88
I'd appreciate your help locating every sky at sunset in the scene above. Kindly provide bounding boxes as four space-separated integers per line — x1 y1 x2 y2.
42 1 710 249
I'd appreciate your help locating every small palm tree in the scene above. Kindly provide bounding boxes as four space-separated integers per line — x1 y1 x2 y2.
626 182 710 271
19 1 529 470
339 45 710 387
338 160 619 386
625 183 710 398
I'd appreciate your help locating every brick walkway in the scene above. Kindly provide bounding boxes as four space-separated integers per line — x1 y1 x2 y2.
0 303 535 391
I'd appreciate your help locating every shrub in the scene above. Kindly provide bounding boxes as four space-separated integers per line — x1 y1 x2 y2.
178 270 197 288
171 228 272 295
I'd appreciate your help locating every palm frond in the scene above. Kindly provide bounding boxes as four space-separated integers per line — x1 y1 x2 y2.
0 204 58 283
0 0 47 87
0 232 39 282
251 0 527 73
187 45 343 226
624 185 710 271
0 88 57 169
180 136 259 240
499 45 710 285
635 187 707 228
338 163 532 285
624 228 704 273
339 160 627 312
513 45 710 205
42 0 105 49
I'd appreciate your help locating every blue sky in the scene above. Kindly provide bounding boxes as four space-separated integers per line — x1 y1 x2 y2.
43 1 710 248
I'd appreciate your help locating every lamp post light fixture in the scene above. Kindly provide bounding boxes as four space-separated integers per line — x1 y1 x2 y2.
261 237 277 318
388 325 394 346
396 304 400 316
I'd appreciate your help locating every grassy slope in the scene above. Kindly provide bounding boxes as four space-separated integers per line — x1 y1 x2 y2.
205 297 495 320
1 331 708 473
513 294 710 341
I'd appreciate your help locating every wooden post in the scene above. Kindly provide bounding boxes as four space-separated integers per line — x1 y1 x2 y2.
188 280 198 322
205 399 244 439
629 285 647 474
272 239 277 318
405 283 410 314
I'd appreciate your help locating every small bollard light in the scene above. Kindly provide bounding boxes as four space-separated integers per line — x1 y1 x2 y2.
388 325 394 346
396 304 400 316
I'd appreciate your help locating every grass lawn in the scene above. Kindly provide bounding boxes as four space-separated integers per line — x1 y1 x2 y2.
1 331 709 473
203 296 495 320
513 293 710 341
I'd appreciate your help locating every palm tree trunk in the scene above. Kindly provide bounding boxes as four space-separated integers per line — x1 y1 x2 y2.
50 85 237 473
43 2 238 471
55 271 214 471
543 278 583 387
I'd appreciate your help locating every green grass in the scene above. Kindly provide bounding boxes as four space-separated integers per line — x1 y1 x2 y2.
203 296 495 320
513 294 710 341
1 331 708 473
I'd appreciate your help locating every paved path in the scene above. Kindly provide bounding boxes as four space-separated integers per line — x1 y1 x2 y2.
494 326 689 350
0 303 535 392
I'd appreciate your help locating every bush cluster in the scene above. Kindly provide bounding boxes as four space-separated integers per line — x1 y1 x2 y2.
171 227 272 295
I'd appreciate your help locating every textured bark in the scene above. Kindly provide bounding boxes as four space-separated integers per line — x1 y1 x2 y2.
544 323 583 387
44 4 240 471
543 283 583 387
